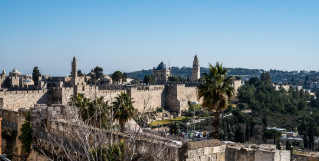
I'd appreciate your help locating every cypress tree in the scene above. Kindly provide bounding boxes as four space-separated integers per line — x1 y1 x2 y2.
286 140 293 156
262 116 268 127
32 66 41 86
308 120 314 150
250 117 255 137
286 140 291 150
303 131 308 149
245 123 250 142
234 125 244 143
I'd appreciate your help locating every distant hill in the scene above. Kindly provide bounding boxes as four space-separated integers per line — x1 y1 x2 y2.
125 67 265 81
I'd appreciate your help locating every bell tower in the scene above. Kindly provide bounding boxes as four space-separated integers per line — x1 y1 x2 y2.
190 55 200 82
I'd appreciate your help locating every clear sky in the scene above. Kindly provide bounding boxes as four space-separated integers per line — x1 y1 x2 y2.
0 1 318 76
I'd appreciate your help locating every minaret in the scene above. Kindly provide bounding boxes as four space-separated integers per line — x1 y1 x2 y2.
190 55 200 82
1 70 6 77
72 56 78 78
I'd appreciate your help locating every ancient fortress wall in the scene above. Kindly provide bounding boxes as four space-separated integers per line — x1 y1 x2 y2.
50 87 74 104
0 89 49 111
75 85 126 103
128 85 165 112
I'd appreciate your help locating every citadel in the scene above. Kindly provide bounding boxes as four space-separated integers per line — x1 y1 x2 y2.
1 56 318 161
0 55 241 113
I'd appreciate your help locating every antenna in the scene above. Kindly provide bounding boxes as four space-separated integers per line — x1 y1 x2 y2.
169 60 170 68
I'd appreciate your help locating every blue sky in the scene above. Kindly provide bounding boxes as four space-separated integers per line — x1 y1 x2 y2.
0 1 318 76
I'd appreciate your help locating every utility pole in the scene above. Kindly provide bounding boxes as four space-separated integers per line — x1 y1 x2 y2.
190 102 198 133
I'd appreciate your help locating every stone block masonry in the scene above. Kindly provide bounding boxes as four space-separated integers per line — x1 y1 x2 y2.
0 89 49 111
1 83 202 114
225 144 291 161
128 85 165 112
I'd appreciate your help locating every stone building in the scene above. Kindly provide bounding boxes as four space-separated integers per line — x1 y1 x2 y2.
190 55 200 82
153 62 171 83
9 68 21 76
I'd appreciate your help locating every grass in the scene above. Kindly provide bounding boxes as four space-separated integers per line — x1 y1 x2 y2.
150 116 213 127
150 117 186 126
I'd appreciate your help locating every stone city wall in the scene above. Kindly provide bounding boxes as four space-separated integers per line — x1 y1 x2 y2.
179 139 225 161
225 144 291 161
0 89 49 111
292 154 319 161
30 105 179 161
50 87 74 104
75 84 126 103
128 85 165 112
166 84 202 113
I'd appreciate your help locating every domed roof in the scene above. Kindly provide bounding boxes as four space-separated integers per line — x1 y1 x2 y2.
155 62 167 70
12 68 19 73
2 70 6 74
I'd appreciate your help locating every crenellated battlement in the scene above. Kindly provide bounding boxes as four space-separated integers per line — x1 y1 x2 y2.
0 89 48 95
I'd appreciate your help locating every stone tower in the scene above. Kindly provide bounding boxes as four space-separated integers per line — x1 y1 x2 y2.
190 55 200 82
153 62 171 83
1 70 6 77
71 56 78 78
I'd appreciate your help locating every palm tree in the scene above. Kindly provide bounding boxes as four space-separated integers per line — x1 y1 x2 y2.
112 92 135 131
68 93 92 122
197 62 235 139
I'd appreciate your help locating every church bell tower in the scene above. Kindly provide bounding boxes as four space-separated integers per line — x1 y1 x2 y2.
190 55 200 82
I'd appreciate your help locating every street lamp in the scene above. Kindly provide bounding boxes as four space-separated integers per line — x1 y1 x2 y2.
190 102 198 133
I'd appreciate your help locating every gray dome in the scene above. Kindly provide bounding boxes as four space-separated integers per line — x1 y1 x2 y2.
155 62 167 70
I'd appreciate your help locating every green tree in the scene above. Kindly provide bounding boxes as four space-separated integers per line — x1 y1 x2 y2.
112 92 135 131
32 66 41 86
260 72 272 84
245 123 250 141
90 139 126 161
197 62 235 139
77 70 84 76
68 94 93 123
262 117 268 127
234 125 244 143
112 71 124 84
248 77 260 86
19 111 32 152
297 100 307 111
303 131 308 149
93 66 104 78
250 117 255 137
130 78 140 85
143 75 155 85
308 120 314 150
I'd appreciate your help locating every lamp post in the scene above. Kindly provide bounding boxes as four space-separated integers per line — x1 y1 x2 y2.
190 102 198 133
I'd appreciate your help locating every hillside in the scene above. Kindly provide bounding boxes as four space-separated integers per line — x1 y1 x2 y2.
126 66 264 81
